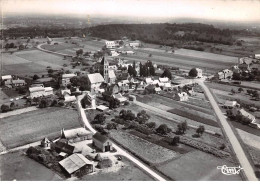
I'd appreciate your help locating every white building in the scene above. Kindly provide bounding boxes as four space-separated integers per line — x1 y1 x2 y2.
195 68 203 78
62 74 77 87
105 41 116 49
29 86 54 98
87 73 105 90
1 75 12 85
86 91 96 108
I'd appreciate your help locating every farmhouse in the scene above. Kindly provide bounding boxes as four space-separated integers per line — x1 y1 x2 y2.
44 87 54 96
29 86 45 98
12 79 26 87
92 133 112 152
105 41 116 49
41 137 51 148
61 128 93 143
174 92 189 101
61 74 77 87
223 100 239 109
51 139 77 155
87 73 105 90
59 153 94 176
195 68 203 78
1 75 12 84
64 95 77 103
145 78 153 84
159 77 169 83
129 41 141 47
231 108 256 125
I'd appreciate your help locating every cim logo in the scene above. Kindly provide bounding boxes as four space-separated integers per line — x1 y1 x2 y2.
217 165 243 175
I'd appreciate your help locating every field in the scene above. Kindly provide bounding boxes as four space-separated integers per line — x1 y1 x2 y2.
1 50 71 76
0 150 61 181
0 107 82 149
109 130 179 165
79 156 154 181
156 150 241 181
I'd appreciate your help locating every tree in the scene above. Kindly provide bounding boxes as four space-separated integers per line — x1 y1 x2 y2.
109 98 120 109
188 68 198 77
76 49 83 56
177 121 188 134
231 88 236 94
94 114 106 125
128 65 137 77
48 69 54 74
33 74 39 80
19 44 25 50
156 124 171 135
149 53 152 57
125 110 135 120
10 102 15 110
1 104 10 113
161 69 172 80
247 89 252 95
238 87 244 93
196 125 205 137
106 123 117 130
171 136 180 146
39 98 48 108
146 122 156 129
232 72 241 80
136 110 150 124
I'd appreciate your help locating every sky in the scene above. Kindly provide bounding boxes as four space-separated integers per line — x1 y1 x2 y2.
2 0 260 22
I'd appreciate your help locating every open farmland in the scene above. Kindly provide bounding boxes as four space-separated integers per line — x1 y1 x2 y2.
109 130 179 165
0 107 81 149
157 150 241 181
0 150 61 181
80 156 154 181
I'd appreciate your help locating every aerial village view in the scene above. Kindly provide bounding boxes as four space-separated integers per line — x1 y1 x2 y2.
0 0 260 182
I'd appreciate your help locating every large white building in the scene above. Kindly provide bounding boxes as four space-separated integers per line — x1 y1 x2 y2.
29 86 54 98
87 73 105 90
105 41 116 49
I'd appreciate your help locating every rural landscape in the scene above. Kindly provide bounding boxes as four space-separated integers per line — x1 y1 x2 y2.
1 0 260 182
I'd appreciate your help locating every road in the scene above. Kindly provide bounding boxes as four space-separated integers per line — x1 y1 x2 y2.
76 94 166 181
198 80 258 181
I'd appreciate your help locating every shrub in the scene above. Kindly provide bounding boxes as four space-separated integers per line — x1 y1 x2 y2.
156 124 171 135
1 104 10 113
97 158 112 169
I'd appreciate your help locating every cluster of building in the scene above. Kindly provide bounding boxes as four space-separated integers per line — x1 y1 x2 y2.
105 39 141 56
40 127 113 177
1 75 26 88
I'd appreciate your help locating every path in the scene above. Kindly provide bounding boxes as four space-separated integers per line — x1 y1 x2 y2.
0 106 38 119
76 94 166 181
198 80 258 181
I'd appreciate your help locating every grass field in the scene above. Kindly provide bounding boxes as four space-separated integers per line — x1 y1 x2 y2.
157 150 241 181
0 107 82 149
0 150 61 181
79 156 154 181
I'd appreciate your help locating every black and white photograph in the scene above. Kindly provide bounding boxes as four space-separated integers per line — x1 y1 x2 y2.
0 0 260 181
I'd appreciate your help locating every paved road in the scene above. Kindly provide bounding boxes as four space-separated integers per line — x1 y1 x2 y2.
198 81 258 181
76 95 166 181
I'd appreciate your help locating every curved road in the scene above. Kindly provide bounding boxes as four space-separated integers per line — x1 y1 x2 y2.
76 95 166 181
198 80 258 181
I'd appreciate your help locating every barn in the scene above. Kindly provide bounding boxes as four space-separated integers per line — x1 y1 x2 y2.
92 133 112 152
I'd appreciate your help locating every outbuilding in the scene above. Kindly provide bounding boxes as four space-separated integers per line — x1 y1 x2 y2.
92 133 112 152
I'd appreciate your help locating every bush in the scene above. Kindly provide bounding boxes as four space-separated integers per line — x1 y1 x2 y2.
1 104 10 113
156 124 171 135
58 101 64 106
146 122 156 129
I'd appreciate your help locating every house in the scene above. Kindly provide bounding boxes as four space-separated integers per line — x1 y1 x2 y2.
223 100 239 109
113 93 127 104
64 95 77 103
129 41 141 47
231 108 256 125
136 81 146 91
61 74 77 87
145 78 153 85
59 153 94 176
96 105 109 112
174 92 189 101
217 71 225 80
51 139 78 155
61 89 71 96
159 77 169 83
61 128 93 143
109 50 119 57
87 73 105 90
41 137 51 148
12 79 26 87
154 87 161 94
105 41 116 49
29 86 45 98
108 70 116 84
163 83 172 91
106 84 120 95
195 68 203 78
223 69 233 79
44 87 54 96
85 91 96 108
1 75 12 84
92 133 112 152
118 81 129 92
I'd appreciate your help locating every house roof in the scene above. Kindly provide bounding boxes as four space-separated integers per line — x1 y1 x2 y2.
53 140 75 154
93 132 109 143
61 89 71 95
239 109 255 120
64 96 77 102
155 87 161 92
62 128 92 140
87 73 104 84
29 86 45 92
1 75 12 80
62 74 76 79
96 105 109 111
145 78 153 84
159 77 169 83
177 92 188 97
44 87 53 92
224 100 237 107
164 83 172 88
41 137 50 144
59 153 93 174
145 84 155 90
12 79 25 84
108 70 116 79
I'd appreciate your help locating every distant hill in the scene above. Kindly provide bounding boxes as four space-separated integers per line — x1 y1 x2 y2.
89 23 234 46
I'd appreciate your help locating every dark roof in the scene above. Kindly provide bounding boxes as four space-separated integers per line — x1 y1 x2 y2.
52 140 75 154
93 132 108 143
145 84 155 91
